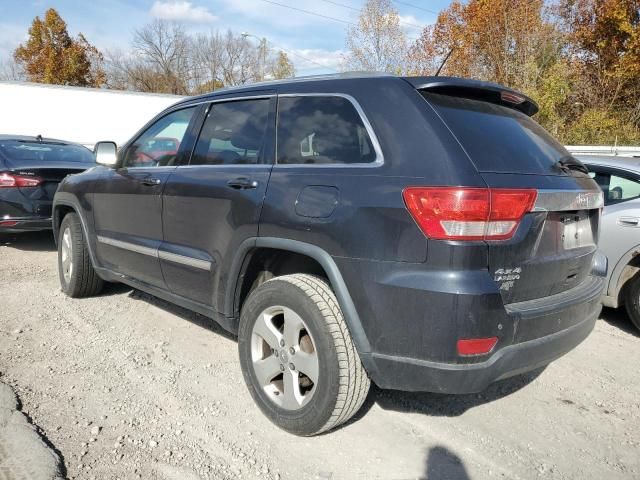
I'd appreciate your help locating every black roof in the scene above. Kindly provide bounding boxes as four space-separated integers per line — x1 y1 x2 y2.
173 72 538 116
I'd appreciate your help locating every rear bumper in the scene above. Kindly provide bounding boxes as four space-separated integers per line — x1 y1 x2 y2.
0 191 53 232
368 302 598 393
335 256 604 394
0 216 52 232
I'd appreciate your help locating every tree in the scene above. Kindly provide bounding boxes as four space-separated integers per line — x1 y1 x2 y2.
408 0 562 93
130 20 192 95
404 0 640 144
344 0 408 73
558 0 640 125
270 51 295 79
0 58 25 81
13 8 105 87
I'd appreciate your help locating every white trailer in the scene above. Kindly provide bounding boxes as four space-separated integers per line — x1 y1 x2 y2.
566 145 640 157
0 81 184 148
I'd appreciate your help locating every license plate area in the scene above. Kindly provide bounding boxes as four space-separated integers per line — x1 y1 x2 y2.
561 211 594 250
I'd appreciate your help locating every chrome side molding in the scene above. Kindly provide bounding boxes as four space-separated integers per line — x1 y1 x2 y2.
158 250 211 271
97 235 212 271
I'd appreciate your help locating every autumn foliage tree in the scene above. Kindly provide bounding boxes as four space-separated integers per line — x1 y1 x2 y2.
558 0 640 143
406 0 640 144
270 51 295 80
14 8 105 87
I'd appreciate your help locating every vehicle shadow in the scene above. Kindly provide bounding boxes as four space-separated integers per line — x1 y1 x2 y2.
600 306 639 337
0 231 56 252
124 287 238 342
421 445 471 480
349 366 545 423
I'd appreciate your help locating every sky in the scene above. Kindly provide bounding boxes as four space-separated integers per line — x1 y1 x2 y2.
0 0 453 76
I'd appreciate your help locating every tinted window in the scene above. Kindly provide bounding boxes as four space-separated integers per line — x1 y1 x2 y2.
0 141 94 165
191 99 270 166
589 169 640 205
123 107 197 168
423 92 570 175
277 96 376 165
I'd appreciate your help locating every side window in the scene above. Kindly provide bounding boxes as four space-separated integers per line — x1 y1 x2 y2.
609 173 640 204
589 169 640 205
277 96 377 165
191 99 270 166
123 107 197 168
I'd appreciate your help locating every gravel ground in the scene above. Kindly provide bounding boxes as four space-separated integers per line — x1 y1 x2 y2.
0 231 639 480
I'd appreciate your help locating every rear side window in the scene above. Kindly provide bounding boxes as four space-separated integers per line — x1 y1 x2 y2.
277 96 377 165
191 99 270 166
423 92 570 175
0 141 94 165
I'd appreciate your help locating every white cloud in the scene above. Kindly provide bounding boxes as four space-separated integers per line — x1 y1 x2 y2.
287 48 346 75
399 14 429 39
150 1 217 23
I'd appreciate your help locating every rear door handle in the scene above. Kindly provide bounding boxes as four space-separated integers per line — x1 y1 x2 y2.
618 216 640 227
227 177 258 190
141 178 161 186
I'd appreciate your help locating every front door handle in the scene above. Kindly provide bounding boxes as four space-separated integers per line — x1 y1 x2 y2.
227 177 258 190
141 178 161 186
618 216 640 227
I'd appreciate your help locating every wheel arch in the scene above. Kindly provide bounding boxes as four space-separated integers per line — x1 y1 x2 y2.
52 193 100 270
226 237 376 374
52 204 76 246
607 246 640 307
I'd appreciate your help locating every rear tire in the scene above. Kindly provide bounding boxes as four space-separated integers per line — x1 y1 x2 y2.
624 275 640 331
58 213 104 298
238 274 370 436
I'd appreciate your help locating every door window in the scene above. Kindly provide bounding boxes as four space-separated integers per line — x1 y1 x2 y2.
589 169 640 205
123 107 197 168
191 99 270 165
276 96 377 165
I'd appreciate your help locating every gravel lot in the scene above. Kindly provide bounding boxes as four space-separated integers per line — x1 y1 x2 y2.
0 231 639 480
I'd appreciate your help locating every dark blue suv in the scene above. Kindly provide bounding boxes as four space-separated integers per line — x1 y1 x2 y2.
53 74 606 436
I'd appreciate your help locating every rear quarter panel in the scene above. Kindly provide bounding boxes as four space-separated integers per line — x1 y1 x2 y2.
259 77 485 262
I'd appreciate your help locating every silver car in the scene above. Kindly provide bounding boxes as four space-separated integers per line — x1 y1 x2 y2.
579 155 640 331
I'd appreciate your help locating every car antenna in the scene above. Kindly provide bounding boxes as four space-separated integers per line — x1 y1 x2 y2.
434 48 454 77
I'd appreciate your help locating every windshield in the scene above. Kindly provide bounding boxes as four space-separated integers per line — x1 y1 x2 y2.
0 140 95 165
422 92 573 176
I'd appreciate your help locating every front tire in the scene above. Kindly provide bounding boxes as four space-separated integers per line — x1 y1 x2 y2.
624 275 640 331
238 274 370 436
58 213 104 298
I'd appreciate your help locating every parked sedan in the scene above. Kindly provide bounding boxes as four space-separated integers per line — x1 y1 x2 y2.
0 135 95 233
580 155 640 331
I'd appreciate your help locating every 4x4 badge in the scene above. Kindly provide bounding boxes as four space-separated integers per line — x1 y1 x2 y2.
494 267 522 291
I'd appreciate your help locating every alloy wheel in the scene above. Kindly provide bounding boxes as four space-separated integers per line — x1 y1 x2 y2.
250 305 319 410
61 227 73 284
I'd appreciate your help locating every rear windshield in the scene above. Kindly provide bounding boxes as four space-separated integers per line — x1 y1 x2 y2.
422 92 570 175
0 141 95 166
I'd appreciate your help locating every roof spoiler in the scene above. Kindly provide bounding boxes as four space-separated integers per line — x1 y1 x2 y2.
403 76 539 116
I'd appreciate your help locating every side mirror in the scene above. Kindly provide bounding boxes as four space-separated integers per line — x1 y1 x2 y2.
94 141 118 167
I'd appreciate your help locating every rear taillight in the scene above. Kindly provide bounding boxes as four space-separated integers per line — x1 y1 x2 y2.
0 172 44 188
403 187 537 241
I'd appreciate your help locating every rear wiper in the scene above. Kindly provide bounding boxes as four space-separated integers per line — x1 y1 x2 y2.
554 157 589 175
